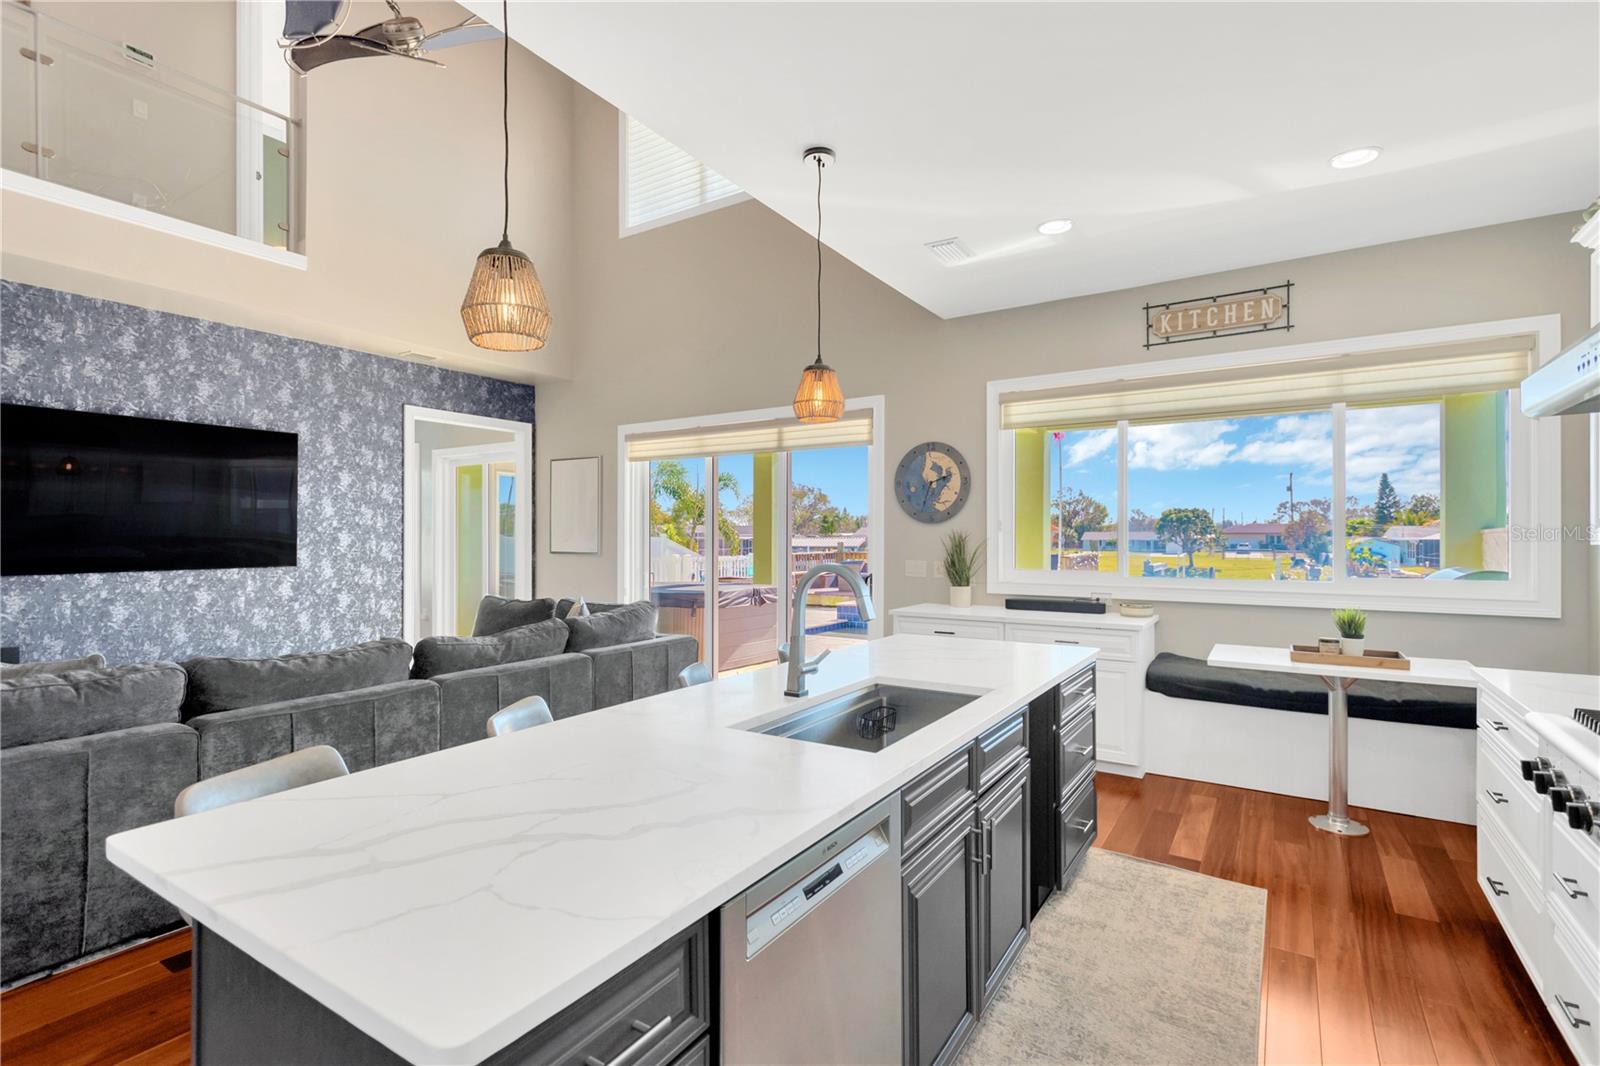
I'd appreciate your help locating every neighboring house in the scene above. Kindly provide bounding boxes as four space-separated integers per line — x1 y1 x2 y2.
1081 530 1177 553
1375 524 1442 568
1218 522 1288 550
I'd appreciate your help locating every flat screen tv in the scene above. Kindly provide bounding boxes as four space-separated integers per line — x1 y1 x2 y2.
1 404 298 576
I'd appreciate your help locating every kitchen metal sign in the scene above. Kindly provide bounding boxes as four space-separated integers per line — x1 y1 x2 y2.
1144 281 1293 347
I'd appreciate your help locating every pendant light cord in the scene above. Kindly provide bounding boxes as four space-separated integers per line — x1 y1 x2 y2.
815 153 823 362
500 0 510 243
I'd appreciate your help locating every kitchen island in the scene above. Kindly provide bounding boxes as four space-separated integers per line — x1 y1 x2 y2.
107 634 1095 1066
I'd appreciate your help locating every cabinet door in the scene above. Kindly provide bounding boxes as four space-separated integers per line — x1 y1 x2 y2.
1092 662 1136 767
903 810 981 1066
978 762 1031 1008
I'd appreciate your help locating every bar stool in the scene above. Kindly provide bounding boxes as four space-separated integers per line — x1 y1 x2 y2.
175 745 350 819
487 695 554 737
677 662 713 688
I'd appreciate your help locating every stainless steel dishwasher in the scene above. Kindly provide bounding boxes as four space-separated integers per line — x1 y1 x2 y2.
720 794 903 1066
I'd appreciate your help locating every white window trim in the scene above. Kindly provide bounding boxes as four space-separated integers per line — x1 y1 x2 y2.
616 113 750 238
617 396 887 638
985 315 1564 618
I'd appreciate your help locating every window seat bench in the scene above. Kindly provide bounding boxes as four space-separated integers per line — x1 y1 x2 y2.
1142 652 1477 824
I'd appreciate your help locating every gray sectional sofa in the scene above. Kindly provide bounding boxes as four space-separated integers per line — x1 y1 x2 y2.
0 597 697 984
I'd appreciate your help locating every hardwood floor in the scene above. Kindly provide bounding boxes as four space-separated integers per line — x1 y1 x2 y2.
1095 773 1575 1066
0 773 1575 1065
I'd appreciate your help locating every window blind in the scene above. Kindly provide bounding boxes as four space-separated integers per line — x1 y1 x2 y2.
999 346 1533 431
624 116 741 230
626 411 873 462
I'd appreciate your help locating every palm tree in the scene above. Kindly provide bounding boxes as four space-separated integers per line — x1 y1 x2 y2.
650 461 741 553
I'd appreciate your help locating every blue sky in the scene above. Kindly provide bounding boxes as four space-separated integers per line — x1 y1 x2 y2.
656 447 870 517
1048 405 1443 523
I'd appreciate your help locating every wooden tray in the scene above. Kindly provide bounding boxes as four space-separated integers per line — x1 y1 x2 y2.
1289 645 1411 670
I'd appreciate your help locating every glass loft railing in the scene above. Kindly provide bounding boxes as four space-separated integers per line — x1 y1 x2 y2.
2 0 302 254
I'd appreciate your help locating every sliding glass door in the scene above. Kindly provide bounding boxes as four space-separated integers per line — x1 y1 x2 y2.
789 445 871 658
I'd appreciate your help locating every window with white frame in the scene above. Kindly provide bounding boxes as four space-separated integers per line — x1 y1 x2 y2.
988 320 1564 616
620 114 745 235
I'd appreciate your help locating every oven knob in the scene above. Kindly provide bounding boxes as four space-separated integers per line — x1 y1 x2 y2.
1521 757 1551 781
1550 786 1583 813
1570 802 1599 833
1533 769 1565 795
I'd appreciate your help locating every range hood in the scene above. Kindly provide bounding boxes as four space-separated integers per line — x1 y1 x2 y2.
1521 323 1600 417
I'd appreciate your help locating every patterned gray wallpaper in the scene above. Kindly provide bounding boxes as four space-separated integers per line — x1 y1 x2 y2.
0 281 535 664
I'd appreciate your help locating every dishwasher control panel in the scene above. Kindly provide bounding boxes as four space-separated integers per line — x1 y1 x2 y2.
745 824 891 958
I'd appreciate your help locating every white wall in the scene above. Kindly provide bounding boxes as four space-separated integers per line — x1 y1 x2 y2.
536 89 1597 674
1 1 574 384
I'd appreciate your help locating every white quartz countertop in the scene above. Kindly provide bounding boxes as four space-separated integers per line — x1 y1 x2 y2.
1474 666 1600 776
107 635 1092 1066
1207 643 1478 686
892 601 1159 629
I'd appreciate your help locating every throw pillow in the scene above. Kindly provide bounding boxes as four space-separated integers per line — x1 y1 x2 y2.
0 653 107 680
556 598 624 620
472 595 557 637
565 601 657 653
411 618 570 679
565 597 590 619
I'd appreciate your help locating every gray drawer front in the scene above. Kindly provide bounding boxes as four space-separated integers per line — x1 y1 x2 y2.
974 709 1028 794
1058 775 1097 887
1059 666 1095 712
1057 708 1096 801
506 920 710 1066
903 746 978 854
671 1035 711 1066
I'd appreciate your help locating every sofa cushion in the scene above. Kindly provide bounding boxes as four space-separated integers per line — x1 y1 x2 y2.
565 601 657 652
0 654 107 680
472 595 557 637
1 662 187 748
412 618 570 680
180 638 412 720
1143 652 1476 728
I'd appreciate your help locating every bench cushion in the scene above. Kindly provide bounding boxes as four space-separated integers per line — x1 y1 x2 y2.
1144 652 1475 729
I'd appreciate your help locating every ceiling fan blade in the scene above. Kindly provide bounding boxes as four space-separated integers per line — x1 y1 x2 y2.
422 22 502 52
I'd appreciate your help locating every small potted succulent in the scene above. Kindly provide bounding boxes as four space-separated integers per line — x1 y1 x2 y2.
1332 607 1367 657
941 530 983 608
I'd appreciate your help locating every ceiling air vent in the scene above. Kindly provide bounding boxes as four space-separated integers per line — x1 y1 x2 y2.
925 237 974 266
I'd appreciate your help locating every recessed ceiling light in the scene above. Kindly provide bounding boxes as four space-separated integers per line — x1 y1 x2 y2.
1037 218 1073 236
1329 146 1382 169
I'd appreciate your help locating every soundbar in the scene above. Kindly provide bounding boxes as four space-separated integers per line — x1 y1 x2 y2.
1003 597 1107 615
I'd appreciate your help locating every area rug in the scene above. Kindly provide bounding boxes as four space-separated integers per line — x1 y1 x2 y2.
957 849 1265 1066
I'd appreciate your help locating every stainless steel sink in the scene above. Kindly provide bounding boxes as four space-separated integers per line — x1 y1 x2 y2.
750 684 979 753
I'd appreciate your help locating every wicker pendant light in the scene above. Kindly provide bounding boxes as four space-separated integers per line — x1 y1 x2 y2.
793 147 844 424
461 0 549 352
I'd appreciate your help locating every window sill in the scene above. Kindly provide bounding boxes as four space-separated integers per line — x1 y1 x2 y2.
987 572 1561 619
2 170 306 270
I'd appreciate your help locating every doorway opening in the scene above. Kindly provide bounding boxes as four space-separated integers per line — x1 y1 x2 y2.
404 406 532 643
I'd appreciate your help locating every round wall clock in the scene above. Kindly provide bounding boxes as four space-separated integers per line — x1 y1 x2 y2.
895 442 972 523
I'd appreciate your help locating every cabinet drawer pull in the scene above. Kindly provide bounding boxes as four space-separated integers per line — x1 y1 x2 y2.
1483 789 1509 805
1066 744 1093 757
1482 720 1509 732
933 629 956 636
1054 638 1079 645
1556 874 1590 900
1554 994 1592 1030
1068 817 1094 833
1484 876 1509 898
585 1015 673 1066
969 825 985 867
983 819 994 874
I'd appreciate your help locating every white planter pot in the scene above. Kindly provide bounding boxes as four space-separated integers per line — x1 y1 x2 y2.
1342 637 1365 657
949 586 972 608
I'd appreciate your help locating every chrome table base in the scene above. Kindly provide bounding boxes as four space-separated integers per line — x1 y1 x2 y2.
1310 679 1369 837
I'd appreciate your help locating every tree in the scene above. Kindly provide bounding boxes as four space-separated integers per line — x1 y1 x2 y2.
1346 515 1376 538
1053 489 1109 548
1397 493 1441 527
1155 507 1217 570
790 483 859 537
1284 510 1330 561
1374 473 1401 526
650 460 740 552
1128 508 1157 532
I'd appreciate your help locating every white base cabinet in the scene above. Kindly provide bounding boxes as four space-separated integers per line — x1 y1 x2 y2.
891 604 1157 776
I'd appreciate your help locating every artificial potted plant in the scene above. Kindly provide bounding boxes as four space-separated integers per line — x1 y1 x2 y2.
941 530 983 608
1332 607 1367 657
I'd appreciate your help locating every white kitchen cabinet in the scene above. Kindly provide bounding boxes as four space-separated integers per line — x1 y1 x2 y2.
891 603 1157 776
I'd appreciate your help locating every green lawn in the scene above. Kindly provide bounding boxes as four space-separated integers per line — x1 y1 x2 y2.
1066 551 1324 580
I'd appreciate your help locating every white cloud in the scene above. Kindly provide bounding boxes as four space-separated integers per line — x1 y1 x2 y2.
1231 413 1333 468
1346 404 1440 498
1126 420 1236 471
1062 427 1117 468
